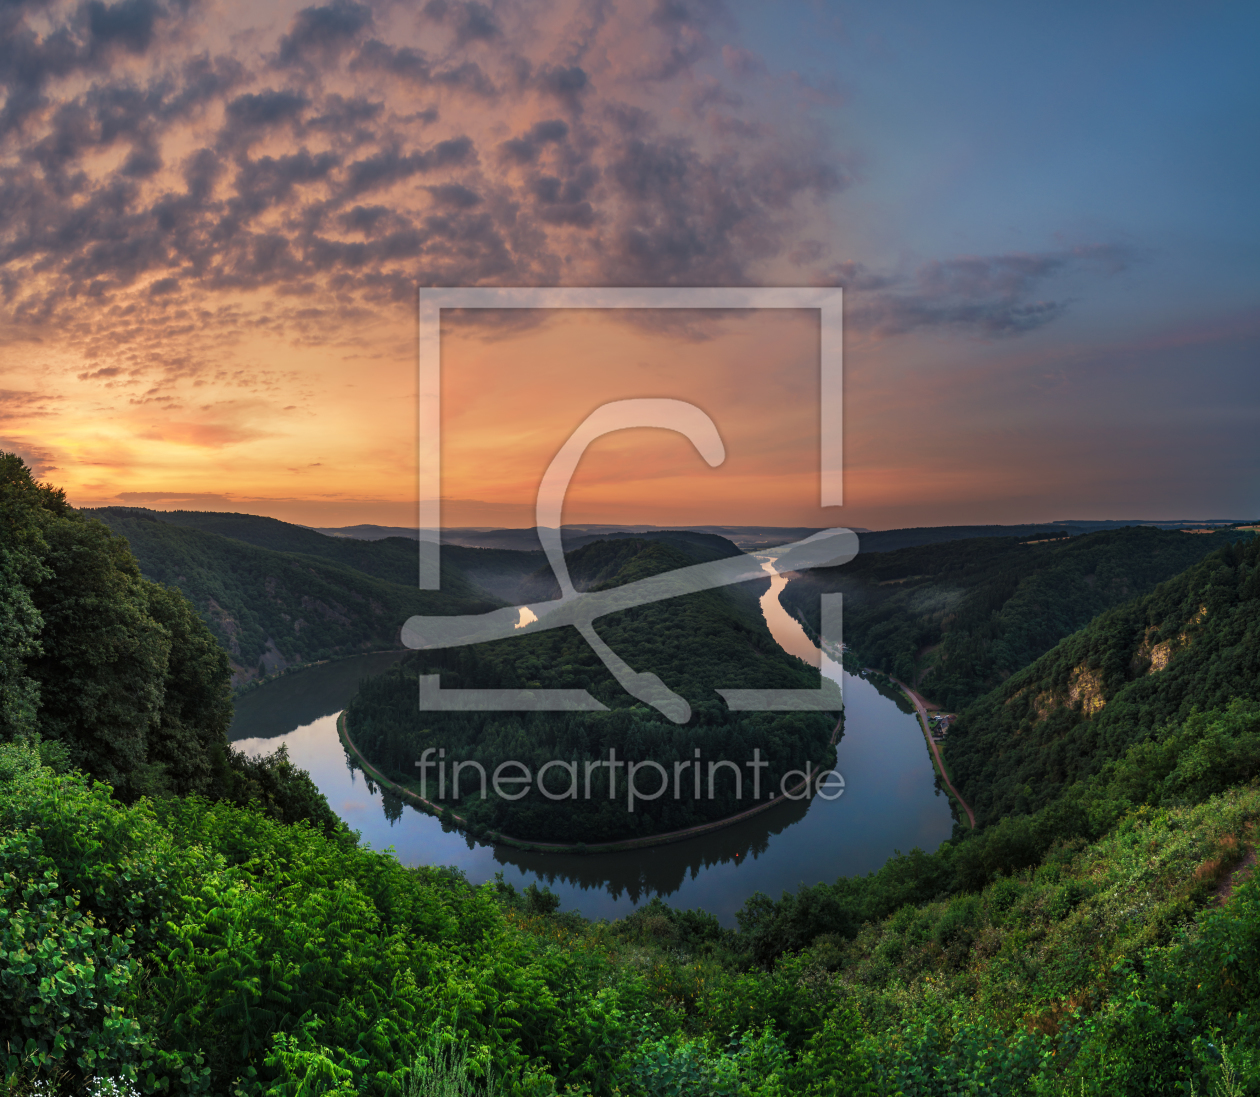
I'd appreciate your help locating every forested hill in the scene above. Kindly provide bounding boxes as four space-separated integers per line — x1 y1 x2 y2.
87 508 762 687
91 509 499 686
348 536 837 843
88 506 428 585
7 453 1260 1093
949 533 1260 824
0 453 338 820
440 529 744 605
781 525 1250 711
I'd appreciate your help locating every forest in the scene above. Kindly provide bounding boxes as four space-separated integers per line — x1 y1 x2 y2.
88 509 498 686
3 452 1258 1095
947 533 1260 824
781 525 1250 711
347 537 838 843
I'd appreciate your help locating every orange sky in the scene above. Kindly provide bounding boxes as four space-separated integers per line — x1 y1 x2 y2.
2 0 1256 529
439 309 832 527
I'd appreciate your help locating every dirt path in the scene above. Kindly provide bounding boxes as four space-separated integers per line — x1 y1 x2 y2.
888 676 977 829
1214 845 1256 904
337 710 845 855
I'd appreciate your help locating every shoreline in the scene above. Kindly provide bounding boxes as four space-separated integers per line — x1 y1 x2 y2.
337 709 842 855
882 674 977 829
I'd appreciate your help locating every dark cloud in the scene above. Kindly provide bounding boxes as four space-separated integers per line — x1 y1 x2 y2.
87 0 159 55
848 247 1134 336
230 149 340 217
421 0 500 46
3 0 1121 366
0 438 60 476
426 182 480 208
0 0 175 136
341 135 473 197
338 203 390 234
599 130 821 284
528 166 596 227
535 64 588 110
350 39 497 97
305 92 383 133
823 260 896 292
224 89 308 130
276 0 373 67
498 118 568 164
643 0 725 81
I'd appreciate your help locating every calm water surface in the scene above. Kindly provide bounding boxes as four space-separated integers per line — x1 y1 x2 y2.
230 572 953 924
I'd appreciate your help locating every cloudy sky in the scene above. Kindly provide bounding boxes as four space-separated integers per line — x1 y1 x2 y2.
2 0 1256 529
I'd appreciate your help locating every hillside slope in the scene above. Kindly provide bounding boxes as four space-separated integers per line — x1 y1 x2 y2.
782 526 1249 710
949 534 1260 823
87 507 429 586
92 510 499 685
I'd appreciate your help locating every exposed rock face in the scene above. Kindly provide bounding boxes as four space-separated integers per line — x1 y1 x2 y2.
1008 663 1106 723
205 598 241 656
1010 600 1217 727
1067 666 1106 716
1131 604 1208 675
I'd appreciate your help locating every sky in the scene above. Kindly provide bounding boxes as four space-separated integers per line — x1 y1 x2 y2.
1 0 1257 530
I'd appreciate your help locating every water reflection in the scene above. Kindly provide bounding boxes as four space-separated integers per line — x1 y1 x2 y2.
230 621 953 923
756 557 821 667
229 650 408 741
497 794 812 906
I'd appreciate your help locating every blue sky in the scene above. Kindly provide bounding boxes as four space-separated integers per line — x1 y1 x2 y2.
1 0 1256 526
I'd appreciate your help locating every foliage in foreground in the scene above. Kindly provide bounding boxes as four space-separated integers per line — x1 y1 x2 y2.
3 724 1258 1096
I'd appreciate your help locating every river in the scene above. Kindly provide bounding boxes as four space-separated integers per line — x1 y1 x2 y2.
230 567 953 925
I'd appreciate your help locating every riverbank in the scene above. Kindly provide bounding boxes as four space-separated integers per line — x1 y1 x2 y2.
337 710 842 855
884 675 976 829
233 647 405 697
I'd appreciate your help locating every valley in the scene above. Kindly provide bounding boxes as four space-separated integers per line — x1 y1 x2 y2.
4 455 1259 1095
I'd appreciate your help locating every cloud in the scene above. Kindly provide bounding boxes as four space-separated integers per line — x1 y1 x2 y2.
535 64 589 110
0 439 61 476
845 246 1135 337
277 0 374 68
349 40 497 97
498 119 569 164
0 0 847 347
87 0 160 56
137 420 266 447
224 88 309 130
0 0 1126 380
421 0 501 46
0 390 65 424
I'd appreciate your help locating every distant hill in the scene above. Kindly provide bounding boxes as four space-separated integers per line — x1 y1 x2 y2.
310 523 422 541
315 518 1253 555
949 534 1260 824
440 530 747 605
90 508 426 586
781 525 1253 712
89 509 500 686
